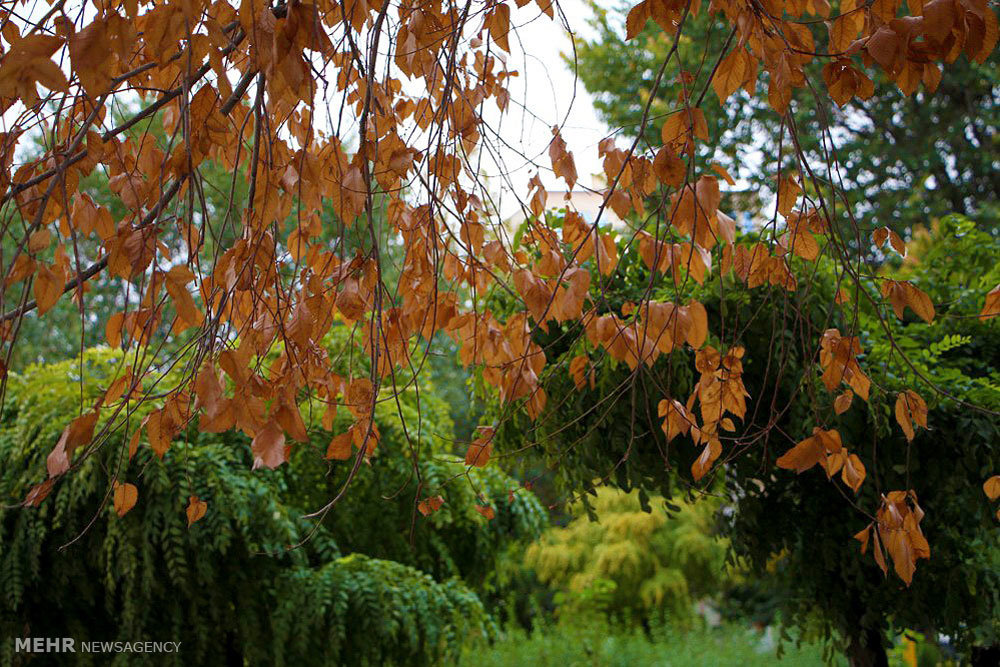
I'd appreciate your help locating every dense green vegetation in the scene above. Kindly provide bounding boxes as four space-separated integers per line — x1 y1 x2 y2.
0 334 544 666
488 213 1000 664
525 488 728 625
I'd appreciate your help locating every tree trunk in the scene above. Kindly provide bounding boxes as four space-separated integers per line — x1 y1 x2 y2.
846 626 889 667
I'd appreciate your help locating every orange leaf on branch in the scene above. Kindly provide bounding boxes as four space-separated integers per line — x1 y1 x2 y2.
186 496 208 526
417 495 444 516
982 475 1000 501
113 482 138 518
895 390 928 442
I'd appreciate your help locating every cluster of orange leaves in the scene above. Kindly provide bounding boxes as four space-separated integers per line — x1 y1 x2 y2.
658 345 750 481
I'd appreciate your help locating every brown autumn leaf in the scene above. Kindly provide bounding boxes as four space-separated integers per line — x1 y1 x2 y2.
417 495 444 516
872 226 906 255
653 146 685 187
106 312 125 348
712 48 750 103
47 410 99 477
895 390 928 442
274 398 309 442
625 0 652 40
777 175 801 218
710 163 736 186
776 428 843 473
829 0 865 53
658 398 692 442
346 377 374 417
113 482 138 517
251 420 287 470
484 4 511 52
23 479 55 507
144 409 174 459
834 390 854 415
28 229 51 253
776 436 824 473
691 439 722 481
128 429 141 460
841 453 866 493
983 475 1000 501
103 372 131 405
853 525 871 554
871 527 889 576
981 284 1000 321
568 354 590 390
186 495 207 526
876 490 930 585
474 504 495 520
33 263 64 315
465 440 492 467
881 280 935 323
325 431 353 460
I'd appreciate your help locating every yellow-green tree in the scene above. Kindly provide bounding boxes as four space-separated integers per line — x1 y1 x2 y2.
525 488 727 625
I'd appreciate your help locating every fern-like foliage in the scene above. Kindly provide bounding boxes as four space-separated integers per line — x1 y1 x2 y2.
0 337 543 666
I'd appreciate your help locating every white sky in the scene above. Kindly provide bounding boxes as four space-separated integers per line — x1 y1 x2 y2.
483 0 613 216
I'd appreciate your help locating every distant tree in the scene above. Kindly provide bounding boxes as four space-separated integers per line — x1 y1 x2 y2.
574 1 1000 236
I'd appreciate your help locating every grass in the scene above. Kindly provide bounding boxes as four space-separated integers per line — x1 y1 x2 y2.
460 623 833 667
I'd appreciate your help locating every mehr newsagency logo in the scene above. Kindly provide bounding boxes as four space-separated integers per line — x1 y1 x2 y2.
13 637 181 654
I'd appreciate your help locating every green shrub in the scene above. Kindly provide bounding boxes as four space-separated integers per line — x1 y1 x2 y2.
0 336 544 666
524 487 728 625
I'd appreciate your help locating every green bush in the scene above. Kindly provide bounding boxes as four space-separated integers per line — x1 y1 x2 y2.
525 487 727 625
0 332 545 666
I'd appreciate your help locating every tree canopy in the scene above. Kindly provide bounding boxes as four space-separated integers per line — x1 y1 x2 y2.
574 0 1000 234
525 487 728 625
0 3 998 663
490 213 1000 661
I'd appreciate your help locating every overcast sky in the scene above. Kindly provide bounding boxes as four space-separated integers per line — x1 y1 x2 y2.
483 0 614 216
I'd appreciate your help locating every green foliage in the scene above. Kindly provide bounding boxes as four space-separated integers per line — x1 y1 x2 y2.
285 328 548 589
727 216 1000 655
459 621 832 667
0 333 545 665
270 555 492 667
489 216 1000 659
525 488 727 625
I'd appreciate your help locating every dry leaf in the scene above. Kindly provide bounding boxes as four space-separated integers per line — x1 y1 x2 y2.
186 495 207 525
113 482 138 517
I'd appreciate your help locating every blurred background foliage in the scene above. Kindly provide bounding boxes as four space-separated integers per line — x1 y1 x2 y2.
524 487 728 626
